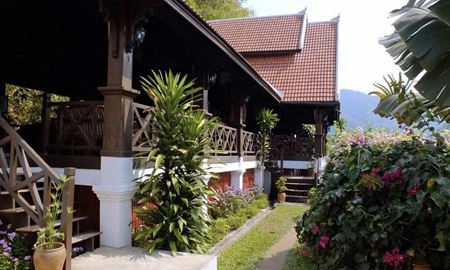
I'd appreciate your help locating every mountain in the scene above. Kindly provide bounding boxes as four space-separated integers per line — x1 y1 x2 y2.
338 89 450 130
339 89 399 130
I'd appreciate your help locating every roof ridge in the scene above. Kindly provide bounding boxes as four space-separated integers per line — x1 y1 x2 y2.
208 12 305 23
307 16 340 25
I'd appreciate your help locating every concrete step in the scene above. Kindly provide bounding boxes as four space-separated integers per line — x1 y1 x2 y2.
285 183 314 190
73 231 102 252
16 216 88 233
0 205 36 214
0 187 44 196
286 195 309 203
285 189 308 196
283 175 315 180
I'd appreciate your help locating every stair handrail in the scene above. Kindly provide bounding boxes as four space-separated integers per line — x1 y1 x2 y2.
0 116 75 269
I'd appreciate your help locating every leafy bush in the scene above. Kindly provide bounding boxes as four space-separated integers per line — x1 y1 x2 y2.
276 177 287 192
207 188 268 248
297 129 450 269
134 71 216 255
0 219 33 270
209 187 265 219
256 108 279 167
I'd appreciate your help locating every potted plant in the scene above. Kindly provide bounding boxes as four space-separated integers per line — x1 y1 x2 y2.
275 177 288 203
33 176 70 270
306 159 315 176
256 108 279 169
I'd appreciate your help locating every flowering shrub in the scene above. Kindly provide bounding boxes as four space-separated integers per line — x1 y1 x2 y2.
209 187 265 219
297 129 450 269
0 219 33 270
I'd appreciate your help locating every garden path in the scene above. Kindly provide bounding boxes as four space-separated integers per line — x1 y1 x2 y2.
256 226 297 270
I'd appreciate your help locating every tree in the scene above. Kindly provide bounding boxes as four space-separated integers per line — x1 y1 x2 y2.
5 85 68 126
134 71 216 254
256 108 279 168
370 73 450 128
185 0 253 20
379 0 450 108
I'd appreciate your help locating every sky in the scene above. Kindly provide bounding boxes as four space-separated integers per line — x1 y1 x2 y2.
244 0 406 93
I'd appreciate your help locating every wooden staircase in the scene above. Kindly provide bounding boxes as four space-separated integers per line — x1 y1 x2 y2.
284 175 316 203
0 116 101 269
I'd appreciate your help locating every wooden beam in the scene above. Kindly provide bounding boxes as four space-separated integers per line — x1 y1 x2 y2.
41 93 51 155
99 9 140 157
61 167 75 270
230 93 246 157
314 109 325 157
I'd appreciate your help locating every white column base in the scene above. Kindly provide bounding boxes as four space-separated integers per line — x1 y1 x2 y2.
230 169 245 190
93 156 135 248
254 167 264 190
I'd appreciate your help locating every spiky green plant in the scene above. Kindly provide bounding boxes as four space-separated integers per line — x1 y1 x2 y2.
370 73 450 128
35 176 71 250
256 108 279 168
134 70 216 255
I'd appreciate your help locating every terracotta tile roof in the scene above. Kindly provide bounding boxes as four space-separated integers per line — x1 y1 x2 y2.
209 14 304 53
246 22 338 103
209 15 338 103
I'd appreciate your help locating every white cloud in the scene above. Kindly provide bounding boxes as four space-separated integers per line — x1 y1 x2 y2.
244 0 406 93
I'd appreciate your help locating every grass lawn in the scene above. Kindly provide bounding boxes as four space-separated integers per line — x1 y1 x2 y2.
282 247 314 270
217 204 308 270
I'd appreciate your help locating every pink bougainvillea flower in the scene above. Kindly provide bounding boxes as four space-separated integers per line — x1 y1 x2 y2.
311 223 320 235
318 235 330 250
406 184 421 196
380 168 404 184
383 247 407 267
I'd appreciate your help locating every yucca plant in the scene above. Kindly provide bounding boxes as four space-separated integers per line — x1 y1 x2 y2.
134 70 216 255
370 73 450 128
256 108 279 168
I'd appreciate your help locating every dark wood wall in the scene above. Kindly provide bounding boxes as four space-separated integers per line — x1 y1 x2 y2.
74 185 99 232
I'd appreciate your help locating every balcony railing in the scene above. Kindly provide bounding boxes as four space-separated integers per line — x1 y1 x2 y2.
46 101 104 155
43 101 256 160
131 102 153 152
207 124 238 155
242 130 256 155
271 135 314 161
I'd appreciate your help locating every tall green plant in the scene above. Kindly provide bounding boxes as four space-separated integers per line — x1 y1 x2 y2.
380 0 450 108
256 108 279 168
134 71 216 255
35 176 71 250
370 73 450 127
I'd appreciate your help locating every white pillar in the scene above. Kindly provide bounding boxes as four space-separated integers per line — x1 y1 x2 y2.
254 167 264 189
230 169 245 190
93 156 135 248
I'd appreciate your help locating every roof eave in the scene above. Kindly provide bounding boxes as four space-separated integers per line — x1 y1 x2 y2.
164 0 282 103
282 101 340 107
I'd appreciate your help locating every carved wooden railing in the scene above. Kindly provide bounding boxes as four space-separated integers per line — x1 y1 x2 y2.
131 102 153 152
271 135 314 161
0 116 75 269
242 130 256 155
46 101 104 155
207 124 238 155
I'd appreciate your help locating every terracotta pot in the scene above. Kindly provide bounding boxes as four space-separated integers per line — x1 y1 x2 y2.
277 192 286 203
33 242 66 270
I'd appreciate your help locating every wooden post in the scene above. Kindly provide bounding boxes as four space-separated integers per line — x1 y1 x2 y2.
230 95 245 157
61 167 75 270
0 77 6 118
98 14 139 157
314 109 325 157
41 93 51 155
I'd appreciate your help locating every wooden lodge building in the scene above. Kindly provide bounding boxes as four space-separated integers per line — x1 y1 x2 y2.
0 0 339 254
